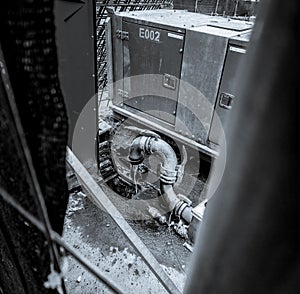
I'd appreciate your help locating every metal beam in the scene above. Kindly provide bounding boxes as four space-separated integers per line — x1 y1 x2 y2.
66 147 181 294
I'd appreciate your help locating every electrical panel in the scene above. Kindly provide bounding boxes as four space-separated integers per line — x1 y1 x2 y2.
107 10 252 155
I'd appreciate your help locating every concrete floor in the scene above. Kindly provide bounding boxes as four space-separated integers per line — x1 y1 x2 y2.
62 188 189 293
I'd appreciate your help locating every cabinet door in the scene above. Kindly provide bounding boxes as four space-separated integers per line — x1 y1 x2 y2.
209 45 247 145
122 21 184 125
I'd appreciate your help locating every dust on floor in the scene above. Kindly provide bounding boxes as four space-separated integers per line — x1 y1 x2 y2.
62 186 193 293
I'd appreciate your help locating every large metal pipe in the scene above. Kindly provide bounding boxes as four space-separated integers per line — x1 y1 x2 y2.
184 0 300 293
129 134 197 225
148 138 178 180
129 135 180 211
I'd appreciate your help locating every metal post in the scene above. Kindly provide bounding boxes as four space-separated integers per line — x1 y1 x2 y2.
234 0 239 16
214 0 220 14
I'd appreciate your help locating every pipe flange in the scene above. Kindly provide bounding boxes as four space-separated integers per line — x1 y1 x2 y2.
160 165 178 184
174 201 182 216
160 175 177 184
178 202 188 218
128 155 144 165
174 201 188 218
144 136 155 154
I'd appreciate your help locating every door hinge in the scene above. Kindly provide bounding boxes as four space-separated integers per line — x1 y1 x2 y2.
116 30 129 40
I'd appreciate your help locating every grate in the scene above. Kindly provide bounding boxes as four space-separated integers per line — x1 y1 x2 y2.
96 0 173 90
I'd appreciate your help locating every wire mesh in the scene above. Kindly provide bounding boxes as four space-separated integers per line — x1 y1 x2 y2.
96 0 173 90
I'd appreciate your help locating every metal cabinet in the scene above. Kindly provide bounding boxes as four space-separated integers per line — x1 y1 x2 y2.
108 10 253 156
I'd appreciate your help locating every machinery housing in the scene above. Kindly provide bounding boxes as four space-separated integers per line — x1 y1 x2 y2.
106 9 253 157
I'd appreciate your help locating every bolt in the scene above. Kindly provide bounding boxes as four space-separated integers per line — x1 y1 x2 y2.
158 216 167 224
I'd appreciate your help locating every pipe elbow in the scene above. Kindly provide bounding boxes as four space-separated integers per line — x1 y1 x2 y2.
128 134 193 224
150 139 177 172
128 136 145 165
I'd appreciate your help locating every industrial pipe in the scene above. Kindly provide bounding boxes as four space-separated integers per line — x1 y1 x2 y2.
129 134 193 219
